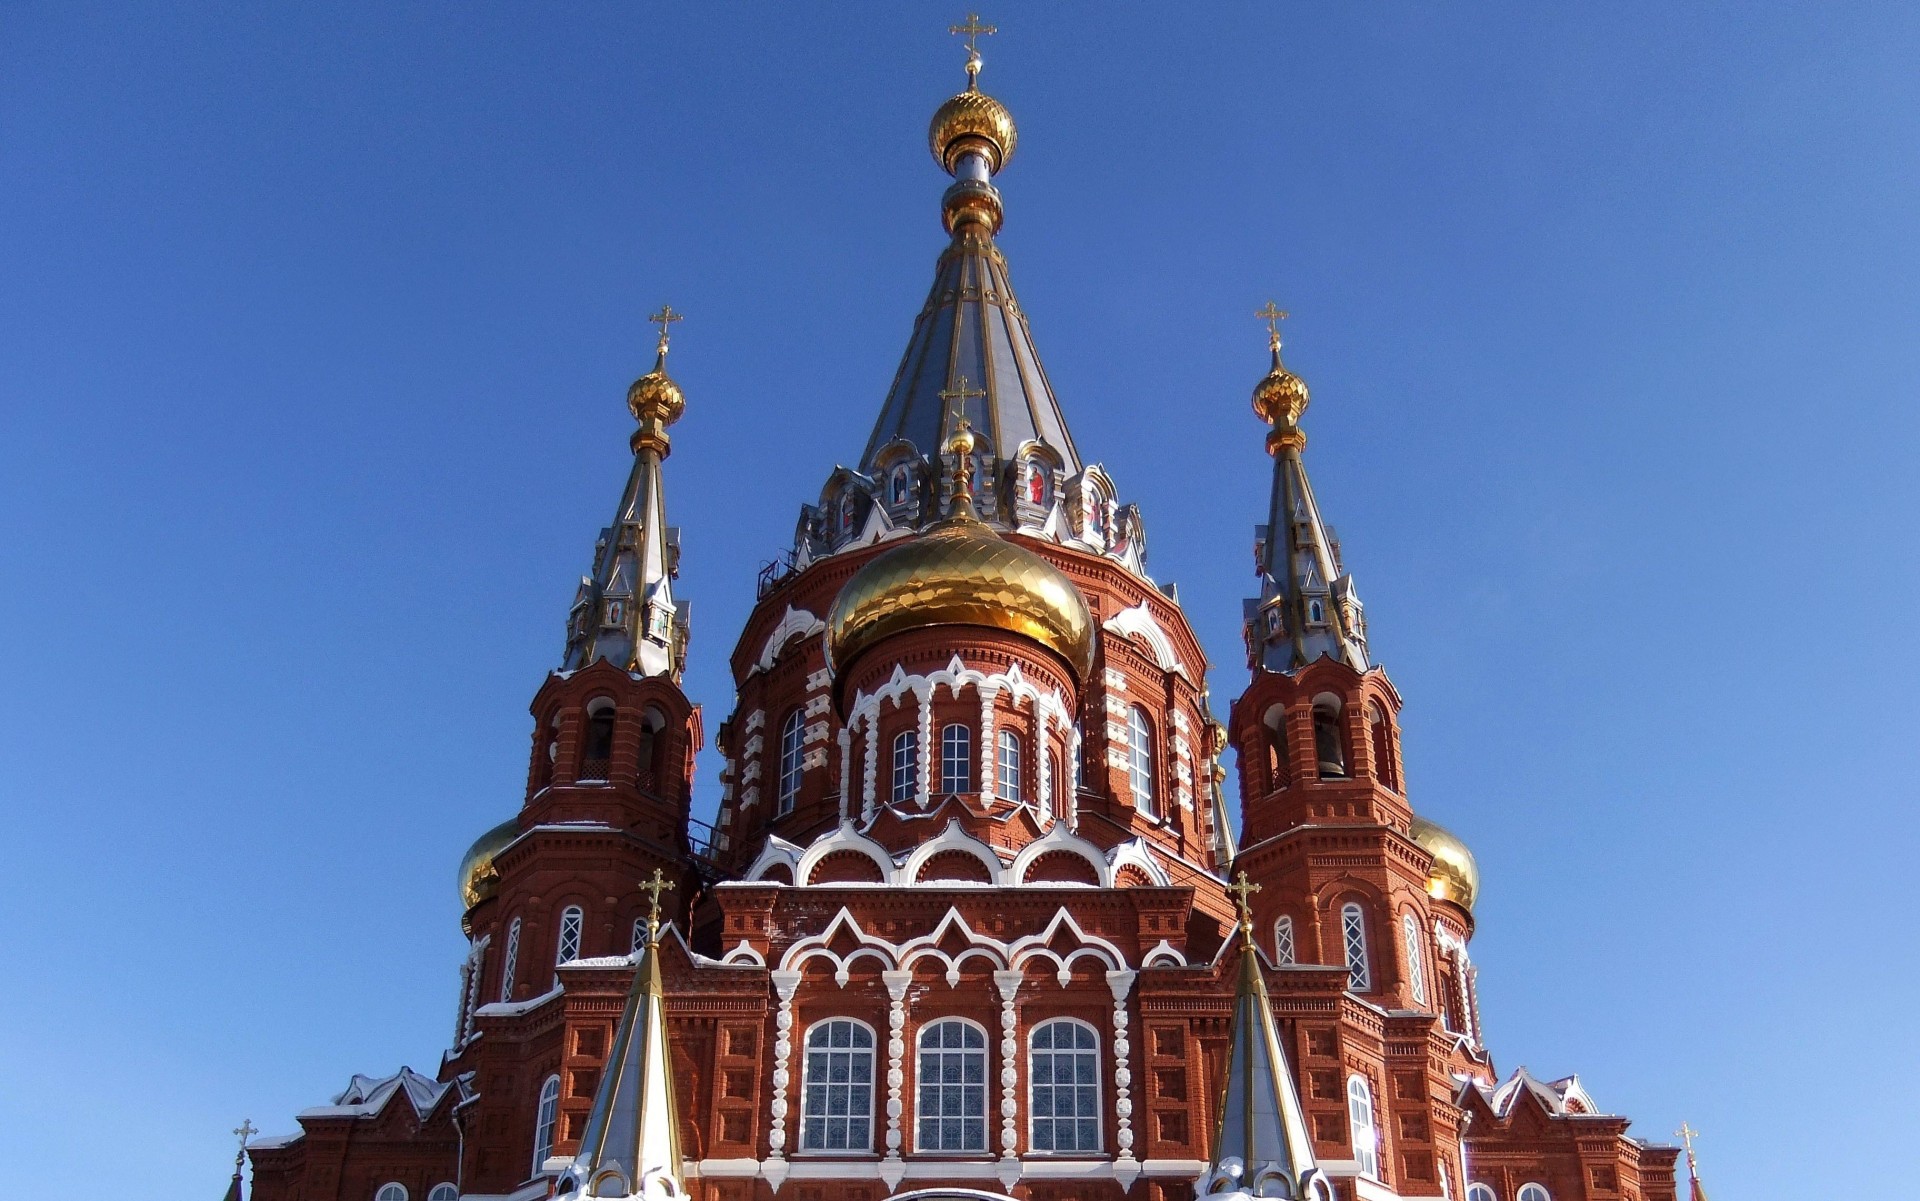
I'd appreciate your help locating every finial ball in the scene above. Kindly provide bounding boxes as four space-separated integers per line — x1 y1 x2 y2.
930 88 1017 175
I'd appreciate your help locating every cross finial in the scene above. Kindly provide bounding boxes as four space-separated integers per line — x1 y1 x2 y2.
233 1118 258 1169
640 868 675 942
1256 300 1289 353
648 304 684 358
1226 872 1262 941
949 12 996 85
1676 1122 1701 1167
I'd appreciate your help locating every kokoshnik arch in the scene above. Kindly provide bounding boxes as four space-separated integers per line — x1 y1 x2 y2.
241 26 1689 1201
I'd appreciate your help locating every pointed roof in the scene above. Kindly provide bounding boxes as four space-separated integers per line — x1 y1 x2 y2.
1243 321 1368 674
564 319 690 680
1198 879 1330 1201
558 901 685 1201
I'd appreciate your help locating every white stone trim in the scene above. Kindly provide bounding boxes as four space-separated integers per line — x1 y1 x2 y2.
752 607 826 674
1102 602 1189 678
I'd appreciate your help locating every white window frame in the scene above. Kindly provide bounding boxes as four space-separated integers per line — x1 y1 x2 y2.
1027 1018 1102 1154
427 1186 458 1201
996 730 1023 803
1347 1073 1380 1179
776 710 806 815
631 915 647 953
1341 903 1371 991
941 723 973 794
800 1018 877 1153
1274 915 1296 966
891 730 919 805
1043 749 1060 822
1518 1185 1553 1201
1403 912 1428 1005
1467 1185 1498 1201
375 1186 408 1201
499 917 522 1002
915 1018 989 1153
1127 706 1156 814
556 905 584 967
533 1074 561 1175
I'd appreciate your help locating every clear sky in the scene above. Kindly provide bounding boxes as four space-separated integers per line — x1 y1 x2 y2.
3 3 1916 1197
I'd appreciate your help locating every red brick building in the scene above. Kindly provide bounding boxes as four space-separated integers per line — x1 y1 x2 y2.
245 48 1681 1201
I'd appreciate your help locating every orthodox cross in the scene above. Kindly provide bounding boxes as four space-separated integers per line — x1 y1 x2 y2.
232 1118 258 1169
1256 300 1289 351
939 374 986 428
648 304 684 355
938 375 986 501
1676 1122 1701 1168
640 868 675 940
1227 872 1262 936
949 12 996 83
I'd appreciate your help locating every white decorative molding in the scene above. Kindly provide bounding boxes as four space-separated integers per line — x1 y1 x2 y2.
721 940 766 966
903 818 1006 887
1008 822 1109 887
1102 601 1188 678
780 905 1128 989
1141 940 1186 969
795 823 895 891
1108 838 1173 887
994 969 1023 1179
1107 969 1139 1173
881 970 911 1187
753 607 826 675
765 970 801 1179
742 835 804 884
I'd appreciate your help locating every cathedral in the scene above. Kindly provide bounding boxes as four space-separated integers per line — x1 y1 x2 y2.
241 33 1688 1201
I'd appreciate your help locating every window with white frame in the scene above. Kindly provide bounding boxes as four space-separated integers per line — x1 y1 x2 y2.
996 730 1023 803
777 709 805 815
1043 750 1060 821
941 723 972 794
1028 1019 1100 1153
631 915 647 953
801 1019 875 1152
1341 903 1371 991
375 1186 408 1201
1072 723 1085 792
1403 913 1428 1005
916 1020 988 1151
532 1074 561 1174
1467 1185 1497 1201
1518 1186 1552 1201
556 905 584 966
1127 706 1156 814
499 917 522 1002
891 730 919 805
427 1186 458 1201
1347 1073 1380 1178
1274 915 1296 966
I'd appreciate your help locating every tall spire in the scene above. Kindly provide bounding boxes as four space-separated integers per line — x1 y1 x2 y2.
564 307 691 680
1198 875 1331 1201
857 18 1082 487
1678 1123 1710 1201
1243 304 1368 674
557 871 685 1201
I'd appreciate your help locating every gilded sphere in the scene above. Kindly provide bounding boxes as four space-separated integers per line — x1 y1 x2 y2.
458 817 521 911
930 88 1018 175
827 518 1094 684
1252 361 1310 427
626 368 686 425
1409 815 1480 912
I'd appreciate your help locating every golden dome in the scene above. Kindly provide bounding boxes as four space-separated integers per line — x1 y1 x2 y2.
1410 815 1480 912
1252 351 1310 428
626 363 685 427
930 86 1017 175
458 817 521 911
827 515 1094 685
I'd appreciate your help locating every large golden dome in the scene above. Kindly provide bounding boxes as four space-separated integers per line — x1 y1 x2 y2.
458 817 521 911
1410 815 1479 912
827 515 1094 685
930 86 1017 175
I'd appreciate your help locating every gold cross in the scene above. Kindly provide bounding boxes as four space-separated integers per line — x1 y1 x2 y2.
1256 300 1289 351
233 1118 258 1168
939 374 987 433
1676 1122 1700 1161
648 304 684 355
949 12 996 82
1226 872 1262 933
639 867 675 941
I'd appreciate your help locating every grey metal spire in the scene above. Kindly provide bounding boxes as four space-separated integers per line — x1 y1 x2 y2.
1242 311 1368 674
564 311 690 681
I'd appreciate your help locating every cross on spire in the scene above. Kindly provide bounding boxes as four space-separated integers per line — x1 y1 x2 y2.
639 868 675 942
232 1118 258 1169
938 373 986 414
1256 300 1289 352
1227 871 1262 940
949 12 996 84
1677 1122 1701 1163
648 304 684 357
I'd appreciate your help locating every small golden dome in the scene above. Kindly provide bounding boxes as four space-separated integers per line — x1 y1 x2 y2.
1252 352 1310 428
827 517 1094 685
458 817 521 911
1410 815 1480 912
930 86 1017 175
626 364 685 426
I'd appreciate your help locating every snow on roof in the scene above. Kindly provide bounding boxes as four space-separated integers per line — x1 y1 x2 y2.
296 1066 449 1122
474 982 563 1019
246 1132 303 1150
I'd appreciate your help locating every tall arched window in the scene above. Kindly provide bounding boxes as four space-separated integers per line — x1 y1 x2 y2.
1312 700 1346 779
1402 913 1428 1005
1467 1185 1497 1201
916 1020 987 1152
1043 749 1060 821
581 699 616 781
1518 1186 1552 1201
556 905 584 966
1126 706 1156 815
891 730 919 805
996 730 1023 803
1274 915 1296 966
1072 723 1085 793
1028 1019 1100 1153
1347 1074 1380 1178
375 1186 408 1201
1341 903 1371 991
631 915 647 953
428 1187 459 1201
1268 714 1293 789
532 1074 561 1175
801 1019 875 1152
1368 705 1398 791
941 724 973 794
499 917 522 1002
777 710 806 815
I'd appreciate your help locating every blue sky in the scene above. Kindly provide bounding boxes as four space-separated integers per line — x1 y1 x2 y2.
3 3 1916 1197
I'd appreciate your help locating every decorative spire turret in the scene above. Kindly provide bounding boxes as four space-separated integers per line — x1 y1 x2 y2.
564 307 691 680
1196 875 1332 1201
557 871 685 1201
1243 303 1368 674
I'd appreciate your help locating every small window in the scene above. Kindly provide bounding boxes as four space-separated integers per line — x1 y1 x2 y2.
1347 1074 1380 1179
1274 915 1296 966
941 724 973 794
1341 903 1371 991
631 915 647 953
996 730 1023 803
801 1019 876 1152
916 1020 988 1152
891 730 919 805
1072 724 1086 793
1468 1185 1497 1201
375 1186 408 1201
777 710 806 815
1126 706 1156 815
1518 1186 1552 1201
532 1075 561 1174
1268 718 1292 789
556 905 584 966
428 1187 458 1201
1403 913 1428 1005
499 917 522 1002
1029 1019 1101 1153
581 700 616 781
1043 749 1060 821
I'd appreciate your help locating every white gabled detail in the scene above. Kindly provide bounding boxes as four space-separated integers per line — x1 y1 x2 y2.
1103 602 1189 679
721 941 766 966
779 905 1130 988
1141 940 1186 968
902 817 1006 885
752 607 826 675
1009 822 1110 886
795 823 895 888
1108 839 1173 887
743 835 804 884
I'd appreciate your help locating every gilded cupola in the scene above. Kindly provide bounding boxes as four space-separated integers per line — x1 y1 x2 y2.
1410 814 1480 912
458 817 520 912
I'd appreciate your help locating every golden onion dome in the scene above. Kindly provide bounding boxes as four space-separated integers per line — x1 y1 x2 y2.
930 85 1017 175
1252 349 1310 428
1409 815 1480 913
626 362 685 426
458 817 521 911
827 515 1094 685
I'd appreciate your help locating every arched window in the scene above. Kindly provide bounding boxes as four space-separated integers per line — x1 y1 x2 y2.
428 1187 459 1201
996 730 1023 803
499 917 522 1002
1126 706 1156 815
891 730 919 805
1043 749 1060 821
556 905 584 966
1072 724 1086 793
375 1186 408 1201
581 699 616 781
777 710 806 815
1274 915 1296 966
532 1074 561 1174
1312 699 1346 779
1403 913 1428 1005
801 1019 876 1151
941 724 973 794
1029 1019 1100 1153
1468 1185 1498 1201
1341 903 1371 991
631 915 647 953
637 705 666 781
1268 718 1293 789
1518 1186 1552 1201
1368 705 1398 791
1347 1074 1380 1178
916 1020 987 1152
